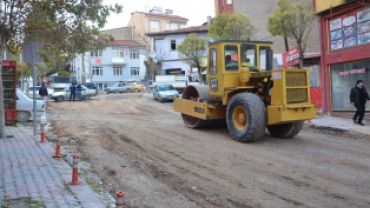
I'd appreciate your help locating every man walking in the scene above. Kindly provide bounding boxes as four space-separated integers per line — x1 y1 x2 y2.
38 82 48 105
350 80 370 126
69 83 76 103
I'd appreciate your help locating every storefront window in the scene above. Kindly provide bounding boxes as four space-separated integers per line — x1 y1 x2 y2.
331 60 370 111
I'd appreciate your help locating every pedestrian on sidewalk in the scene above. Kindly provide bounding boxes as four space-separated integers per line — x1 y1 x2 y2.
39 82 48 105
76 83 82 100
350 80 370 126
69 83 76 102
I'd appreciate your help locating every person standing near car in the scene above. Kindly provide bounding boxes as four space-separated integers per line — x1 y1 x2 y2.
76 83 82 100
69 83 76 102
39 82 48 105
350 80 370 126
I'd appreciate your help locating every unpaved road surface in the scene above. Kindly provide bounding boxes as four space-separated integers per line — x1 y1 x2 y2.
47 94 370 208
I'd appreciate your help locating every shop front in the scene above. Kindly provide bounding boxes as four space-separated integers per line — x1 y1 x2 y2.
315 0 370 117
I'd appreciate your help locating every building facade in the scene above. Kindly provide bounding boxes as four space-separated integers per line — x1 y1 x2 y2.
146 26 210 75
314 0 370 117
128 10 189 45
101 27 133 41
214 0 321 54
87 40 146 92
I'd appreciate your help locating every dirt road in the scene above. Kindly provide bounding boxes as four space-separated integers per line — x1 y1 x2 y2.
46 94 370 208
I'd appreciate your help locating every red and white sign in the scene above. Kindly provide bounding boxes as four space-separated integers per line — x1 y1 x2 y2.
282 46 300 68
95 59 102 64
339 68 366 75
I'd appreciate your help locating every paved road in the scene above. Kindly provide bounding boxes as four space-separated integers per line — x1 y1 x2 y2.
47 94 370 208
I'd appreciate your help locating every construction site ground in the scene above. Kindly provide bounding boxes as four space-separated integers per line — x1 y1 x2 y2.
46 94 370 208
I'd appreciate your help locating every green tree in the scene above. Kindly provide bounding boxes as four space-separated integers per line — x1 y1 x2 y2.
267 0 315 68
208 12 257 41
0 0 122 137
177 33 209 82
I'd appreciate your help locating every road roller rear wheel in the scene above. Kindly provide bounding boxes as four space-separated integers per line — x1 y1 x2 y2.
181 85 225 128
226 93 266 142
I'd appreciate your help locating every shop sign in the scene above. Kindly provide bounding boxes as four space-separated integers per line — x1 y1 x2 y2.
339 68 366 76
329 7 370 51
95 59 102 64
282 46 300 68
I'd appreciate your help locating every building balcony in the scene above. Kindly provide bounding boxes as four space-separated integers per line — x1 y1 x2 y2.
112 57 125 65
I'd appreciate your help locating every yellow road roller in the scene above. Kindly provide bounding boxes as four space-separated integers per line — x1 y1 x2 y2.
174 40 317 142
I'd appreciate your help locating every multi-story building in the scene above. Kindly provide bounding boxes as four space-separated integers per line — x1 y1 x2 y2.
214 0 320 54
146 25 210 76
314 0 370 117
86 40 146 92
128 8 189 46
101 27 134 41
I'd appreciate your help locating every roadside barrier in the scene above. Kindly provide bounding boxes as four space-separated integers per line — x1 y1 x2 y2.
68 155 82 185
116 192 125 208
39 124 46 143
53 135 62 158
105 88 128 101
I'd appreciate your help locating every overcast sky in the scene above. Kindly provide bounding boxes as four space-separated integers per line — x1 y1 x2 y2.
102 0 215 30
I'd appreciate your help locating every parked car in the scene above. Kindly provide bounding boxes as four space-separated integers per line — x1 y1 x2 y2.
16 89 45 122
126 81 145 93
152 84 179 102
24 86 53 99
52 86 98 102
105 82 133 94
82 83 98 90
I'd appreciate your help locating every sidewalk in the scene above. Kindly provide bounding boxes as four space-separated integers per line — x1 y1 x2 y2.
0 126 106 208
308 114 370 135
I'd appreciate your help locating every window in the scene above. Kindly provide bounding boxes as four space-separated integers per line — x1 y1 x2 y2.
92 67 103 76
171 40 176 50
98 83 103 91
90 50 103 57
224 45 239 71
171 23 179 30
241 45 257 67
150 20 160 32
166 22 171 30
180 24 186 29
114 67 122 76
112 48 124 58
130 49 139 59
259 46 273 71
227 0 232 5
131 67 140 76
210 48 217 75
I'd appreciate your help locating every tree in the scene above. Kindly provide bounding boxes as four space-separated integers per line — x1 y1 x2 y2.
267 1 292 52
0 1 122 138
208 12 257 41
177 33 208 82
267 0 315 68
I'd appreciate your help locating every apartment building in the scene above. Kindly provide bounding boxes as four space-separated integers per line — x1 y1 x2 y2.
88 40 146 92
214 0 320 54
146 26 210 75
127 8 189 45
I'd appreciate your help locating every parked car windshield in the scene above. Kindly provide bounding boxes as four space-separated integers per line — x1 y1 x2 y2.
126 81 135 86
159 85 174 91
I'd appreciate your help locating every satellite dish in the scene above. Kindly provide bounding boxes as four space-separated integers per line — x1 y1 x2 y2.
150 51 157 59
153 58 159 64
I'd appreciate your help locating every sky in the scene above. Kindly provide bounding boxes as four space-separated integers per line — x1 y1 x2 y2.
102 0 215 30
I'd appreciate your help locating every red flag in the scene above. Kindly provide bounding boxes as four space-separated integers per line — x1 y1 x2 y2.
126 48 128 55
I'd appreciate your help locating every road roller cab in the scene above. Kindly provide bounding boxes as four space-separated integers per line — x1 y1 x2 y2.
173 40 317 142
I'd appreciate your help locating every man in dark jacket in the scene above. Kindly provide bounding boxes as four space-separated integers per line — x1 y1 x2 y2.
38 83 48 105
350 80 370 126
69 83 76 103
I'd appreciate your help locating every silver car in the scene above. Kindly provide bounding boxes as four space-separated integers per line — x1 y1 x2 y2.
153 85 179 102
52 86 97 102
105 82 132 94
